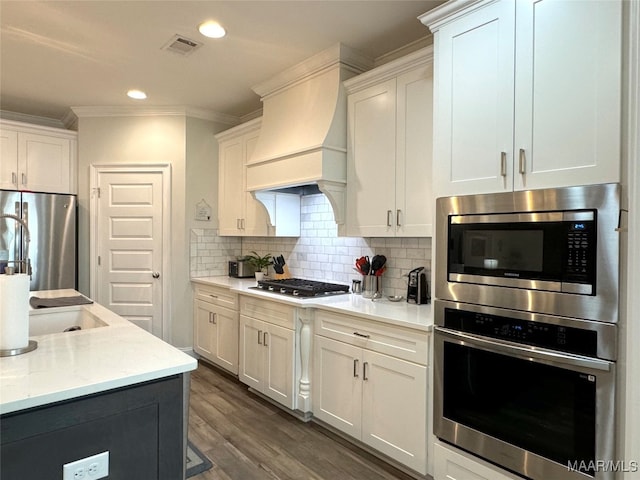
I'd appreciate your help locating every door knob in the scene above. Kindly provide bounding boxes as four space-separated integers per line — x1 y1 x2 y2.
152 272 160 278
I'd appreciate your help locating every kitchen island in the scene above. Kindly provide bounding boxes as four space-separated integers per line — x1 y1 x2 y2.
0 289 197 480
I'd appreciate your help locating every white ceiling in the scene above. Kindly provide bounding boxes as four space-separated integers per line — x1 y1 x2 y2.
0 0 443 125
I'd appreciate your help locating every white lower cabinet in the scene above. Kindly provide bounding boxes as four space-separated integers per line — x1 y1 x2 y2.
313 312 428 475
194 300 239 375
238 297 296 409
433 441 520 480
192 283 239 375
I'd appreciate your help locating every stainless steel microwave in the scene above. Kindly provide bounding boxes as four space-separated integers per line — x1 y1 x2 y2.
435 183 621 323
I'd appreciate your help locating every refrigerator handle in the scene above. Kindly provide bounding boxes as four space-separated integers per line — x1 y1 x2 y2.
13 202 20 266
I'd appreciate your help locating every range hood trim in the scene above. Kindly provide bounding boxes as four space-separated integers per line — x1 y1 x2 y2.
252 43 373 99
248 43 373 231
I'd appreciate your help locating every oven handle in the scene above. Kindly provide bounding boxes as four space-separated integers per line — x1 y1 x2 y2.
436 327 613 372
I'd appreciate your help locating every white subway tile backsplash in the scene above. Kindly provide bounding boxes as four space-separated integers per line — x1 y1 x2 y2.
190 195 432 297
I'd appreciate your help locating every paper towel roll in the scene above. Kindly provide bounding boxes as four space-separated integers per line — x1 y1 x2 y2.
0 274 30 351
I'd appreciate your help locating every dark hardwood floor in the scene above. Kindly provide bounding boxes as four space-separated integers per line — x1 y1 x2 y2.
188 361 422 480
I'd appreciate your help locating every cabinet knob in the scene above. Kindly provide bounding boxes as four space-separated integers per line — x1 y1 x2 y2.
152 272 160 278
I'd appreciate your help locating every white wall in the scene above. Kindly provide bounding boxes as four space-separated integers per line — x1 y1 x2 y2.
76 114 226 348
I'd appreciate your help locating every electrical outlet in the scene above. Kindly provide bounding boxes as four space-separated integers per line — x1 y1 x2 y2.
63 451 109 480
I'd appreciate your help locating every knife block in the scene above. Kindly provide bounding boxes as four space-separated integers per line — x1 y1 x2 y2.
273 265 292 280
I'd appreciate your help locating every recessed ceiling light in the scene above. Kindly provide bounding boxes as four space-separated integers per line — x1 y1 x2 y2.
127 89 147 100
198 21 226 39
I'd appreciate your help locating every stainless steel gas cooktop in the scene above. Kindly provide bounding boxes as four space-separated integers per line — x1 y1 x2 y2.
252 278 350 298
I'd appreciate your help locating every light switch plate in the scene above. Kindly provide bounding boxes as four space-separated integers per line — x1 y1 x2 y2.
62 451 109 480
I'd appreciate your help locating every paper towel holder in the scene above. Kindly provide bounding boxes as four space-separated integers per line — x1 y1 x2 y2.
0 340 38 357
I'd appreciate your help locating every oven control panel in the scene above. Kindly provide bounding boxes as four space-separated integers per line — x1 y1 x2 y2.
443 308 598 357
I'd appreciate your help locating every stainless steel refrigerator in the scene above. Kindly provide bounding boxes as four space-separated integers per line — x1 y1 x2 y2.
0 190 77 291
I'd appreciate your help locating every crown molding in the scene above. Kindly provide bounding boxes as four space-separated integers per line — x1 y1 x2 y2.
0 110 70 130
70 105 240 126
419 0 493 32
251 43 374 99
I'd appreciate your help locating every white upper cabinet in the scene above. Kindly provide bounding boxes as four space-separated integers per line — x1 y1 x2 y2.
216 118 301 237
345 48 434 237
216 119 270 236
422 0 622 197
1 120 77 194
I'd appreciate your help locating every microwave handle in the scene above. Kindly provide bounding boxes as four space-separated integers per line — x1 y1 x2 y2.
436 327 612 372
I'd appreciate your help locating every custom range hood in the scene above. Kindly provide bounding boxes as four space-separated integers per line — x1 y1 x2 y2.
246 43 372 228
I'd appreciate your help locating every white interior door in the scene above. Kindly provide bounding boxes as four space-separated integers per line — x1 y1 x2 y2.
92 167 168 338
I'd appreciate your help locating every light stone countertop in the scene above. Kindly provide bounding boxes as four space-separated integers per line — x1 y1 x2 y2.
191 276 433 332
0 289 197 415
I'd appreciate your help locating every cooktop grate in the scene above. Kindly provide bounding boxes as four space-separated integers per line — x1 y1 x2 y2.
254 278 350 297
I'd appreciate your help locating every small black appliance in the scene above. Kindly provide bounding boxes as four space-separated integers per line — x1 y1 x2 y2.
407 267 430 304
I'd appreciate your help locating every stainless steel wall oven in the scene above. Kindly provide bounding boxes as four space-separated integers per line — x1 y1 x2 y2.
434 184 621 480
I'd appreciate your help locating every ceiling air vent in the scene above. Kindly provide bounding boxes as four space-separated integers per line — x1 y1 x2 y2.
162 34 202 56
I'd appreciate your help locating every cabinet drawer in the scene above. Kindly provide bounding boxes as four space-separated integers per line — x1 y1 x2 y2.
193 283 238 310
315 310 428 365
240 296 296 330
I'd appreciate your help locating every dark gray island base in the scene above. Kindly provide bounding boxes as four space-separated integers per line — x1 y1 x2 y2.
1 374 185 480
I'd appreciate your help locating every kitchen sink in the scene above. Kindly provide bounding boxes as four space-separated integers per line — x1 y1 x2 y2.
29 307 107 336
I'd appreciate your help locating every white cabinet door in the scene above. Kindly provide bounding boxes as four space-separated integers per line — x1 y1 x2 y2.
242 129 270 236
346 79 397 237
194 299 215 359
239 314 295 406
513 0 621 190
18 132 71 194
217 124 269 236
263 322 296 409
313 336 363 439
239 315 264 391
434 0 515 197
0 129 18 190
433 442 520 480
361 350 427 474
212 304 239 375
218 137 245 235
396 66 434 237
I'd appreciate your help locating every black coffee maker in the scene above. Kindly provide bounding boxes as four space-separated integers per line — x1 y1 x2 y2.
407 267 430 304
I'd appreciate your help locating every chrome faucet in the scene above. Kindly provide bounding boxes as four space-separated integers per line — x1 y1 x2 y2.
0 213 31 275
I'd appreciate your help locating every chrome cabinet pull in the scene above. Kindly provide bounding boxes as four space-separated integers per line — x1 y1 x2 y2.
12 172 17 185
353 359 359 378
353 331 370 339
387 210 392 227
208 312 214 324
208 294 218 299
363 362 369 381
263 332 268 347
500 152 507 177
396 209 402 227
242 218 246 229
258 330 263 345
212 313 217 325
21 173 26 185
519 148 526 174
236 218 240 229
